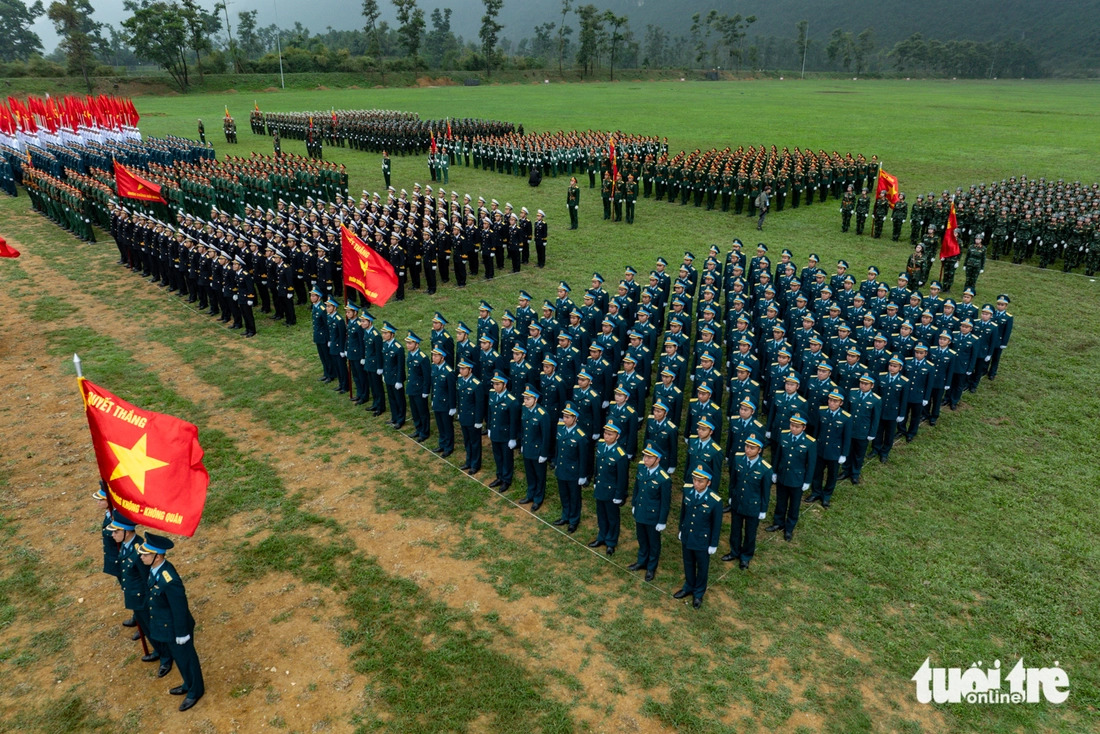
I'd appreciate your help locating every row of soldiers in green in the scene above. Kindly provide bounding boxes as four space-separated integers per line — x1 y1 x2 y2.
24 167 96 242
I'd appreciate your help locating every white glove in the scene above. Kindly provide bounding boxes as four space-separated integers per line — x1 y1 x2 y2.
377 368 383 374
327 341 331 347
758 512 766 520
707 546 717 555
631 507 635 516
1000 345 1006 350
838 456 846 464
980 269 984 274
867 435 875 441
612 498 623 505
448 409 456 416
247 300 253 306
765 431 771 439
656 523 666 532
896 416 904 423
340 352 347 358
508 439 516 449
538 456 546 463
922 400 928 406
954 262 959 270
288 293 294 299
360 359 365 365
602 401 609 409
175 635 191 645
395 382 403 390
474 423 482 429
422 393 429 399
771 473 778 483
678 531 682 540
967 371 972 376
578 477 587 486
591 434 599 440
233 295 238 301
985 356 991 362
801 482 810 491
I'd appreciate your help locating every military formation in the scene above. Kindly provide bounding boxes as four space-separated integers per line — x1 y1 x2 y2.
306 238 1015 607
94 485 204 712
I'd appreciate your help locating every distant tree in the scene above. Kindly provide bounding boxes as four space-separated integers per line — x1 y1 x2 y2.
827 28 853 71
524 21 555 64
47 0 103 92
122 0 191 91
710 12 755 73
556 0 572 74
425 7 459 68
99 25 139 67
0 0 45 62
362 0 381 56
689 11 716 66
643 24 668 68
575 3 601 76
181 0 220 79
854 27 874 74
601 10 627 81
237 10 263 61
795 19 809 77
479 0 503 78
393 0 425 60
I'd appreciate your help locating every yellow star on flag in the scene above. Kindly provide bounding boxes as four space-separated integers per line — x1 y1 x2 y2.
360 257 371 274
108 434 169 494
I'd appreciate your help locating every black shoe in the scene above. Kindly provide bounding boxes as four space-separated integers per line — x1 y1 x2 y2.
131 630 141 641
765 524 782 533
518 498 532 505
142 652 159 663
837 471 851 481
627 562 642 571
692 598 703 609
739 561 748 570
929 420 937 426
551 518 567 526
488 478 502 488
587 540 605 548
157 661 173 677
905 436 913 443
644 571 655 582
499 483 510 493
567 525 577 534
531 502 541 512
123 615 137 628
803 495 819 505
467 467 480 475
169 686 187 696
784 532 793 542
880 455 888 463
721 552 736 562
673 588 691 599
851 476 861 485
354 398 367 405
722 503 732 514
822 500 831 509
440 451 453 458
179 697 201 711
605 546 615 556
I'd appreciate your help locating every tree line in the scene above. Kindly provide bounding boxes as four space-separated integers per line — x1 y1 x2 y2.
0 0 1047 92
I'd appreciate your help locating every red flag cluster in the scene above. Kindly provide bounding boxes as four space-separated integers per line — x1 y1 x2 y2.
1 94 139 135
80 376 209 537
940 201 961 260
114 160 168 205
341 225 398 306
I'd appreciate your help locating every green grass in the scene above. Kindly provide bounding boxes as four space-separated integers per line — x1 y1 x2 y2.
0 79 1097 732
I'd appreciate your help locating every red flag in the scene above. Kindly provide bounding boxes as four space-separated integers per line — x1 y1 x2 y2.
609 135 618 197
940 201 961 260
79 377 209 537
873 166 900 208
341 225 398 306
446 120 452 140
254 100 260 112
0 236 20 258
225 105 231 119
114 160 167 205
430 129 437 155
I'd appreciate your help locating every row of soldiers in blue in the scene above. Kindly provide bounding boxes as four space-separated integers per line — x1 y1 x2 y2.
307 263 1014 604
93 486 204 711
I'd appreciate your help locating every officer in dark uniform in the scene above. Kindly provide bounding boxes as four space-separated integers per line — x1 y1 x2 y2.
456 359 485 474
519 387 553 511
805 391 852 508
359 310 386 416
628 445 672 581
722 436 771 569
488 372 521 492
430 347 457 457
872 357 908 462
139 533 204 711
588 421 629 555
405 332 432 441
674 465 724 608
93 483 124 608
108 514 168 666
767 414 816 541
554 403 589 533
842 375 881 484
381 322 407 429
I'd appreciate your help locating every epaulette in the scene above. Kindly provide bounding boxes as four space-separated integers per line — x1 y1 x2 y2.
537 408 545 415
900 376 910 382
753 419 764 427
949 349 957 355
710 491 722 501
819 405 828 411
616 447 625 456
781 429 790 434
627 406 635 414
842 411 851 417
807 435 816 442
557 420 565 426
751 380 759 386
471 377 480 385
668 421 677 429
683 484 693 490
444 366 453 373
796 395 807 401
1006 312 1013 317
735 451 745 457
762 460 772 469
660 471 670 480
162 570 174 583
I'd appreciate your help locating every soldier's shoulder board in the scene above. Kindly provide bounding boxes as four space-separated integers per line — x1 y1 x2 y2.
162 570 174 583
949 349 957 355
842 411 851 417
750 379 760 386
689 398 698 404
557 420 565 426
627 406 635 414
900 376 910 382
819 405 828 411
710 492 722 502
660 470 670 480
617 447 626 457
762 460 772 469
796 395 807 402
806 435 817 442
735 451 745 457
444 366 453 373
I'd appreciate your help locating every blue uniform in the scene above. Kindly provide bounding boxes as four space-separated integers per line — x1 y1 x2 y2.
554 423 589 527
845 386 881 481
431 362 457 453
382 337 406 427
809 406 851 503
727 454 771 565
521 404 553 505
771 430 816 534
678 485 724 601
902 356 934 441
873 371 909 460
147 561 204 702
488 389 521 486
593 439 630 549
406 348 432 440
632 464 673 573
456 375 485 472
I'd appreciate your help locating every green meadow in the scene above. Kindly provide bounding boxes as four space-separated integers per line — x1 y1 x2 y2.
0 79 1097 733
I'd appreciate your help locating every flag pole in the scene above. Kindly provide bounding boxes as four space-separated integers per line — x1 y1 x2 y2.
73 353 83 378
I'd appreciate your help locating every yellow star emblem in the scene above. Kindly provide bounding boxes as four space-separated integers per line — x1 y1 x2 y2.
108 434 169 495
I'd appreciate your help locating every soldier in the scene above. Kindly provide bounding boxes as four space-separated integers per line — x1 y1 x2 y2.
534 209 548 267
854 188 870 235
553 403 589 533
902 344 934 442
108 515 168 666
673 465 724 609
487 373 521 493
925 331 957 426
840 185 855 232
430 347 457 457
381 150 391 188
347 303 367 401
988 294 1013 380
138 533 204 711
588 421 630 556
804 391 851 508
891 193 908 241
842 375 881 484
405 332 432 442
518 387 553 511
601 172 612 220
872 356 908 462
567 177 580 230
628 445 672 581
643 400 679 473
722 436 771 569
197 119 205 144
359 310 386 415
381 322 407 429
625 174 638 224
309 288 334 382
767 414 816 541
963 234 987 293
326 297 349 394
871 190 889 238
456 359 485 474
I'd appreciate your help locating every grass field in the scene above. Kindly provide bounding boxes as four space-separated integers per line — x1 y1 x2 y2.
0 79 1098 733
